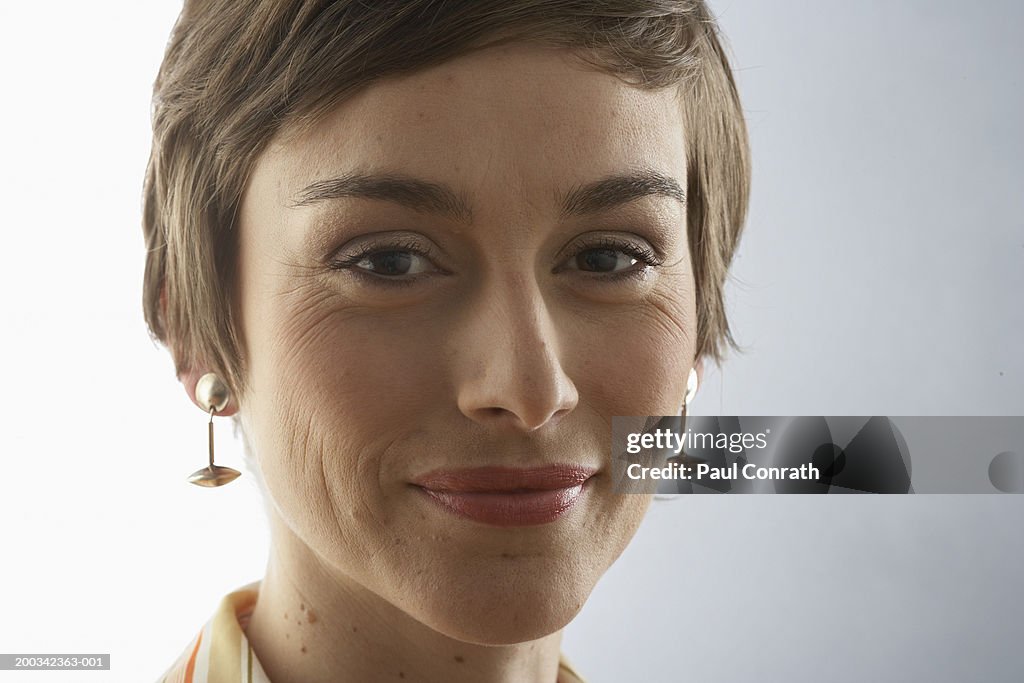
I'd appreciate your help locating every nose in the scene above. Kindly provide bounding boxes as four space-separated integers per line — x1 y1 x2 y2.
454 272 579 432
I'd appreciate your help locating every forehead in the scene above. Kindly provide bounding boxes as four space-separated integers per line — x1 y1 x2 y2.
255 43 687 212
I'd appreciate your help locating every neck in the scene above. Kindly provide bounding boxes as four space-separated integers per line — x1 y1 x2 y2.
245 513 566 683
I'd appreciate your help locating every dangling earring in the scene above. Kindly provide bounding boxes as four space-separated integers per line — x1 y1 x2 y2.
681 367 699 417
656 368 701 502
187 373 241 487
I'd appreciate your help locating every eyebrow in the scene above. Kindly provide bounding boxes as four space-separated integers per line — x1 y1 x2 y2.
560 170 686 217
292 168 685 221
293 172 473 222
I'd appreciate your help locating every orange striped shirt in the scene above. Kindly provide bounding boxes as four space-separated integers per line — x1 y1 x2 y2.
157 582 587 682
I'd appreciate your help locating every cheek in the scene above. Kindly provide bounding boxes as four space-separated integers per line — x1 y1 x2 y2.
241 283 448 539
567 286 696 417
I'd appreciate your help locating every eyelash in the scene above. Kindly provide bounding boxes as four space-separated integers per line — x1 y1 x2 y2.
561 236 663 283
328 236 439 289
328 235 662 287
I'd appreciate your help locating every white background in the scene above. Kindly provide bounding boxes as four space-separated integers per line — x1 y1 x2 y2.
0 2 1020 682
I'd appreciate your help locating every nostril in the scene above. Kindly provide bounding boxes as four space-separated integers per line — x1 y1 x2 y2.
466 405 571 432
547 407 571 427
478 407 513 420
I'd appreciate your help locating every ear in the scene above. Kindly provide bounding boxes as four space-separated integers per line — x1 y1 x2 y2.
694 357 705 393
178 367 240 417
163 285 240 417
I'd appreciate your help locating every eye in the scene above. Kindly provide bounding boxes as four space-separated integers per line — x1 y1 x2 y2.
558 235 662 279
328 234 447 286
351 249 431 277
570 248 640 274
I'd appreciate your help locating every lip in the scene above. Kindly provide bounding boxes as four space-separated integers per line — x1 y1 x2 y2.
412 465 598 527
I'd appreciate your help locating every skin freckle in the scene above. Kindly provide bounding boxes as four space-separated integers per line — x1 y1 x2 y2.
307 608 318 623
301 645 307 654
454 655 465 663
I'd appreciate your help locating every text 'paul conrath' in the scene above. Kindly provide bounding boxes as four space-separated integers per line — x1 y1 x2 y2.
623 427 820 481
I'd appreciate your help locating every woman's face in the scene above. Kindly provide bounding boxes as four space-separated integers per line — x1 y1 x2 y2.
236 43 696 644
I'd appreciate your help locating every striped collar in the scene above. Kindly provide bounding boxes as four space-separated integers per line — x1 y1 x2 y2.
158 582 586 683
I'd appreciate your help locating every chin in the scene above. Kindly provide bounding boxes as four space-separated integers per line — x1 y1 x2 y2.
423 588 588 645
402 561 598 645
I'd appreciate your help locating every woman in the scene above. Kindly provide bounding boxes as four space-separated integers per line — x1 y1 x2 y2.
145 1 749 681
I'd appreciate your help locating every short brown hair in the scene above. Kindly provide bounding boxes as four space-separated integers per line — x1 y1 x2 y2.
143 0 750 395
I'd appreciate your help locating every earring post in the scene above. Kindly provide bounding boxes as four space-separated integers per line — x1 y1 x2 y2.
208 407 215 468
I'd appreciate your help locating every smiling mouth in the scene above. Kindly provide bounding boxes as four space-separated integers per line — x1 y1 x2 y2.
411 465 598 527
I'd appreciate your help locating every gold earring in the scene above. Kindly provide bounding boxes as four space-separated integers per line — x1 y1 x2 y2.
187 373 241 487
